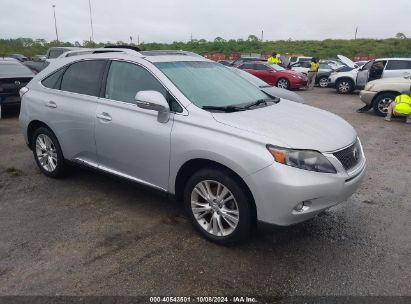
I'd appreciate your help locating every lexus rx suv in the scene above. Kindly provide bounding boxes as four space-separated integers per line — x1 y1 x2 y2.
19 50 366 244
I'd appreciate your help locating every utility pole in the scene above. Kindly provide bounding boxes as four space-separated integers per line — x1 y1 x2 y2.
355 26 358 40
88 0 95 41
261 30 264 42
137 35 140 45
190 32 193 42
52 5 59 42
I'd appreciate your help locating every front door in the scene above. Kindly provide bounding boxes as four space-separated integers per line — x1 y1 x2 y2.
356 60 373 89
94 60 173 191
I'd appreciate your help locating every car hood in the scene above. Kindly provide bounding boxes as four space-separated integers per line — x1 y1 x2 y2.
260 86 305 103
211 100 356 152
337 55 357 68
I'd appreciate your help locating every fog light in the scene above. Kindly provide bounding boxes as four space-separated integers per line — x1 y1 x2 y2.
294 202 304 212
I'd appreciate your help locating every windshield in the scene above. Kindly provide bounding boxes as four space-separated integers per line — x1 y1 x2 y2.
270 64 285 71
0 63 33 75
155 61 268 108
230 68 270 88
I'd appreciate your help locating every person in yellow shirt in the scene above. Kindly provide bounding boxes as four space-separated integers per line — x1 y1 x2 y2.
384 89 411 123
267 52 279 65
306 57 319 90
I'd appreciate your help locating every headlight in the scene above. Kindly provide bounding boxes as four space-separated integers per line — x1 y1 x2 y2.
267 145 337 173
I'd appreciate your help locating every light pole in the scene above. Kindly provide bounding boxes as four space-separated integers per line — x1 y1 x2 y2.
88 0 94 41
52 4 59 41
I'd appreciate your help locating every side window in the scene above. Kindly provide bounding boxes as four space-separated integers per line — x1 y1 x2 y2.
104 61 182 112
60 60 106 96
386 60 411 70
255 64 270 71
239 63 254 70
41 68 65 89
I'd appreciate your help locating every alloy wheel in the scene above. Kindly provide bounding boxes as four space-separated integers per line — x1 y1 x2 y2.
190 180 239 237
377 97 392 114
277 79 289 89
338 81 351 93
319 77 329 88
35 134 58 172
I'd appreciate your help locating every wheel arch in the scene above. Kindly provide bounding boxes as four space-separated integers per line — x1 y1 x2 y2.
174 158 257 220
27 120 53 150
371 90 401 106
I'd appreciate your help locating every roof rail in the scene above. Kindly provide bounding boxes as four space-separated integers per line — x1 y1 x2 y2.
140 50 203 58
104 45 141 52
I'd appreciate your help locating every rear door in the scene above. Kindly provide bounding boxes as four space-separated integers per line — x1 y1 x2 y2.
42 59 107 164
383 60 411 79
94 60 174 191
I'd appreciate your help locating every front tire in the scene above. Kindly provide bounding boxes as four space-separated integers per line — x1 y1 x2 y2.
32 127 66 178
183 168 254 244
336 79 354 94
373 93 397 117
277 78 290 89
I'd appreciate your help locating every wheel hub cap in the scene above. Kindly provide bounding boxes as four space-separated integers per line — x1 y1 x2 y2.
35 134 57 172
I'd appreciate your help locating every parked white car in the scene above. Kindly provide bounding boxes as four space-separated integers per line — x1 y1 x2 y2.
359 77 411 116
329 55 411 94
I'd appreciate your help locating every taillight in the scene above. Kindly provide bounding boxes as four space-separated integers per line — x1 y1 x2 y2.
19 87 29 97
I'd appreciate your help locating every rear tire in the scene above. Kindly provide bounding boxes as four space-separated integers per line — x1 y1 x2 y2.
336 79 354 94
318 76 329 88
183 168 254 244
373 93 397 117
32 127 66 178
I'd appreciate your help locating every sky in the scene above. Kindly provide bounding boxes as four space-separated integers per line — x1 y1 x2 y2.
0 0 410 43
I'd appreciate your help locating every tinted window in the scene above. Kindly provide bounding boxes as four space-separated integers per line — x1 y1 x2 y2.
41 68 65 89
254 64 270 71
105 61 167 104
48 49 65 59
61 60 106 96
386 60 411 70
239 64 254 70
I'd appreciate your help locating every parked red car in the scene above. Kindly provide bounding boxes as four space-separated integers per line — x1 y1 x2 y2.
237 62 308 89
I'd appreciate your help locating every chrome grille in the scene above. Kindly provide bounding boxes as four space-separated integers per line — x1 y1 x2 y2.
333 140 362 171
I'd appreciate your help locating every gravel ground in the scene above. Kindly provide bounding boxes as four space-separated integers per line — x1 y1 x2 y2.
0 88 410 296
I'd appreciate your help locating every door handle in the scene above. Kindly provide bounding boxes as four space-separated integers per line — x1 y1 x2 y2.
96 112 112 122
45 101 57 108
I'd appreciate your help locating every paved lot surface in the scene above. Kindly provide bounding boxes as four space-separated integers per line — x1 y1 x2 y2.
0 88 410 296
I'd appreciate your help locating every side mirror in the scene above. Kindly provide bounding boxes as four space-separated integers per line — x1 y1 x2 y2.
135 90 170 123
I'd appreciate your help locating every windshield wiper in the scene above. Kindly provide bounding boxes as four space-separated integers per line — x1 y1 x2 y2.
243 98 280 109
202 98 279 112
202 105 245 112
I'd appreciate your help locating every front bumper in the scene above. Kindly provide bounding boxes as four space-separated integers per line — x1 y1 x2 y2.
244 154 366 226
290 80 308 89
359 90 377 106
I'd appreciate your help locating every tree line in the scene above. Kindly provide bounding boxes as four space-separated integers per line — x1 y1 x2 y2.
1 36 410 59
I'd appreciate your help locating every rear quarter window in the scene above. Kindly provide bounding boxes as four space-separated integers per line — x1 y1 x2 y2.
60 60 106 96
41 68 65 89
385 60 411 70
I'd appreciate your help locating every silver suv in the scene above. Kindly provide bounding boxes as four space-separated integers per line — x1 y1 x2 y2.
19 50 366 244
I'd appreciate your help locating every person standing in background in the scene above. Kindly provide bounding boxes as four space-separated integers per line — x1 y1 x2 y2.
267 52 279 65
306 57 319 90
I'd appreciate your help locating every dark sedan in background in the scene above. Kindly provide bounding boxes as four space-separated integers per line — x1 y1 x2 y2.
0 58 35 117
